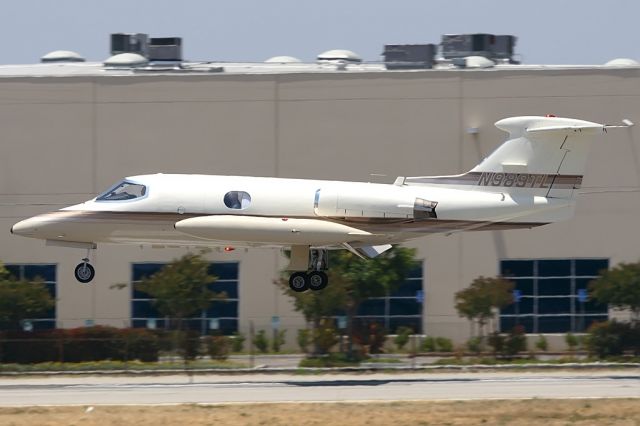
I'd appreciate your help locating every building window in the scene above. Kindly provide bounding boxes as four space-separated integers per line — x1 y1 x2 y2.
131 262 239 335
500 259 609 333
350 262 423 334
4 264 57 330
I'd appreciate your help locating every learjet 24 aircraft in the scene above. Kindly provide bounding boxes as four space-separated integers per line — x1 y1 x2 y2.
10 115 627 292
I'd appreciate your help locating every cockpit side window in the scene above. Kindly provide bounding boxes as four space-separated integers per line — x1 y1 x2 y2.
224 191 251 209
97 181 147 202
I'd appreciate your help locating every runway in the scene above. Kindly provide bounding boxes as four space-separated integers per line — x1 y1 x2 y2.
0 371 638 406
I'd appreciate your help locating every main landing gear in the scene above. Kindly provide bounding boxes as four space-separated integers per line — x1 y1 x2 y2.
287 247 329 293
289 270 329 292
74 248 96 284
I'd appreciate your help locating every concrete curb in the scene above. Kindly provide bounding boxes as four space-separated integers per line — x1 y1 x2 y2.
0 362 638 376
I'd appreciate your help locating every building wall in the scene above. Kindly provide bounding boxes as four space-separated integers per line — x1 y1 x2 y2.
1 68 639 341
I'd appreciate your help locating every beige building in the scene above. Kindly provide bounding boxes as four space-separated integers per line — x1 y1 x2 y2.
1 57 639 342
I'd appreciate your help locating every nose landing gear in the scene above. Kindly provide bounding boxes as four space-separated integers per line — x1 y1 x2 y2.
74 259 95 283
74 247 96 283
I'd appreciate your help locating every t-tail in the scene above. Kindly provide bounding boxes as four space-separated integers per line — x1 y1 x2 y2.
405 115 623 199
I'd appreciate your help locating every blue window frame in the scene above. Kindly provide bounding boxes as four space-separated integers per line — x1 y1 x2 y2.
131 262 239 335
4 264 57 330
500 258 608 333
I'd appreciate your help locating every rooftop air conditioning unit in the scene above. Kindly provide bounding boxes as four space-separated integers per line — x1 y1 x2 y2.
149 37 183 62
441 33 517 63
110 33 149 57
383 44 436 69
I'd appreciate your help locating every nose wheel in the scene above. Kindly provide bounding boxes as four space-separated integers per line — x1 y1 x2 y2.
75 257 95 284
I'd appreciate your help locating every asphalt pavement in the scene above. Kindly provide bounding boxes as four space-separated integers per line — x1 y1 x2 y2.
0 371 638 406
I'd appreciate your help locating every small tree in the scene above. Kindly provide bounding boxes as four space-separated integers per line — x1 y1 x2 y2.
135 251 224 361
0 263 54 330
279 246 417 359
135 251 223 331
455 276 514 340
589 261 640 323
326 247 417 359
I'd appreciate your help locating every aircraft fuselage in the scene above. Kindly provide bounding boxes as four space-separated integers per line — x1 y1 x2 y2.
11 173 569 249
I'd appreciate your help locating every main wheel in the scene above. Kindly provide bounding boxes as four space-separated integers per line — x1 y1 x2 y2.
288 272 309 292
74 262 95 283
308 271 328 291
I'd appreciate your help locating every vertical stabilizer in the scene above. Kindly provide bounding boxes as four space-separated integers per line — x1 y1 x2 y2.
406 116 607 199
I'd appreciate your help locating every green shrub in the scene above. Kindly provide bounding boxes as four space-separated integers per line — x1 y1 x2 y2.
253 330 269 353
487 332 505 355
435 337 453 352
361 322 387 354
420 336 453 353
297 329 310 354
586 321 628 358
565 333 579 351
230 332 245 352
535 335 548 352
271 330 287 353
394 326 413 351
466 336 483 354
487 327 526 358
627 323 640 355
176 330 201 361
122 328 159 362
504 326 527 356
205 335 230 360
421 336 436 352
312 319 339 354
299 353 362 368
63 326 124 362
0 327 159 364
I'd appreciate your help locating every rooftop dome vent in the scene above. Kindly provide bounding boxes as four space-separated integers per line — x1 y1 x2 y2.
317 49 362 63
40 50 85 63
604 58 639 67
265 56 302 64
104 52 149 67
453 55 495 69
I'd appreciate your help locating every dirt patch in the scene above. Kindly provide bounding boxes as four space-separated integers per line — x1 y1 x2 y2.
1 399 639 426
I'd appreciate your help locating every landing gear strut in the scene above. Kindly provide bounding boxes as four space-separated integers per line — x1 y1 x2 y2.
287 248 329 292
74 248 96 283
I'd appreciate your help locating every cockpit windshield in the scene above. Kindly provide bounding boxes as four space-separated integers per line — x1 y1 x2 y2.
96 181 147 202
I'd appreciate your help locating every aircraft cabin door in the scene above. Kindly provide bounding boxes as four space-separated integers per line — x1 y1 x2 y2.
313 188 338 217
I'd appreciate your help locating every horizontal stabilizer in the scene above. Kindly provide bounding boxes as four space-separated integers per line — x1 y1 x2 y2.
525 124 603 135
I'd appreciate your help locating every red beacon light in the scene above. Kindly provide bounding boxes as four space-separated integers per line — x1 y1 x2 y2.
224 246 235 252
545 114 557 117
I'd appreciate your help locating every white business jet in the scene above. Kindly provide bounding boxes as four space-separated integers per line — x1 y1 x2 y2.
10 115 626 291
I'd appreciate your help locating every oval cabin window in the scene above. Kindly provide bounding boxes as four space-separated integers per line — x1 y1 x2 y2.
224 191 251 209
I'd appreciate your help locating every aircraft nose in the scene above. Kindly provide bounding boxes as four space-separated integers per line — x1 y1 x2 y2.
11 217 42 237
